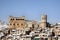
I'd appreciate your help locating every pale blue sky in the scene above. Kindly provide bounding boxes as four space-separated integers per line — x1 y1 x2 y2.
0 0 60 24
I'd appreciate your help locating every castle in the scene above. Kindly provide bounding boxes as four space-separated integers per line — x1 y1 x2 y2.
9 15 50 29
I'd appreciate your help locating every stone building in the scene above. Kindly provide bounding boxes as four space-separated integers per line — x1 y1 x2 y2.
9 16 26 29
8 15 51 30
9 16 39 30
39 15 47 29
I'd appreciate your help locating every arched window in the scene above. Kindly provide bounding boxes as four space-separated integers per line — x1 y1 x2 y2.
10 18 14 20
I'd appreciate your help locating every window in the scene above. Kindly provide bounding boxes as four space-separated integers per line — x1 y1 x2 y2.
43 35 44 36
10 18 14 20
16 19 24 20
21 24 23 26
56 27 58 29
16 19 20 20
13 23 15 25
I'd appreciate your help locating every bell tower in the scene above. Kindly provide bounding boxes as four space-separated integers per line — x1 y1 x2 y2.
40 15 47 29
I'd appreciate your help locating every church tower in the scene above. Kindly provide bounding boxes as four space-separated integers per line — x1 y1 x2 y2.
40 15 47 29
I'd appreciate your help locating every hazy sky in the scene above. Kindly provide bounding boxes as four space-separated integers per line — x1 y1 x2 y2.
0 0 60 24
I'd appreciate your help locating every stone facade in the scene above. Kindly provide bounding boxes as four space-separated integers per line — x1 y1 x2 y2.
39 15 47 29
9 15 48 30
9 16 26 29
